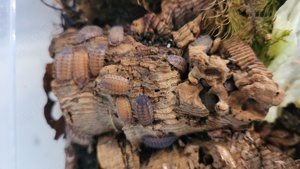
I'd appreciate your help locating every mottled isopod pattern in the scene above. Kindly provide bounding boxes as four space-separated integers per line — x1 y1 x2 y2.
53 47 73 83
74 25 103 44
142 135 178 149
72 47 89 88
108 26 124 46
167 55 187 73
135 95 153 126
65 125 93 146
88 45 106 77
116 96 132 123
99 74 131 94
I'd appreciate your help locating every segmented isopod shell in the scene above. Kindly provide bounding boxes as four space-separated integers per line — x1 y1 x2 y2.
142 135 178 149
65 125 93 146
53 47 73 83
75 25 103 44
135 95 153 126
116 96 132 123
72 47 89 88
108 26 124 46
99 74 131 94
88 45 106 77
215 144 237 168
167 55 187 73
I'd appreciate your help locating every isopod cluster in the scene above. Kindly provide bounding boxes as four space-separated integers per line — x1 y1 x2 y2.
48 23 290 169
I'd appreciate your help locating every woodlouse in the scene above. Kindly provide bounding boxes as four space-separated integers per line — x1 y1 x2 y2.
108 26 124 46
135 95 153 126
141 135 178 149
88 45 106 77
74 25 103 44
99 74 131 94
167 55 187 73
53 47 73 83
72 47 89 88
115 96 132 123
215 144 237 168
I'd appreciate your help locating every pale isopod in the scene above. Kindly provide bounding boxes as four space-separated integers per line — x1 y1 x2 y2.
135 95 153 126
142 135 178 149
53 47 73 83
72 47 89 88
210 37 221 54
116 96 132 123
108 26 124 46
167 55 187 73
215 144 237 168
74 25 103 44
99 74 131 94
88 45 106 77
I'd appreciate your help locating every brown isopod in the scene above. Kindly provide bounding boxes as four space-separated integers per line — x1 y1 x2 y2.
135 95 153 126
141 135 178 149
108 26 124 46
167 55 187 73
88 45 106 77
72 47 89 88
53 47 73 83
74 25 103 44
116 96 132 123
99 74 131 95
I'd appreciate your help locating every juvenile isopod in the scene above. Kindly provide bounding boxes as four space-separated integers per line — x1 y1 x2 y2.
108 26 124 46
72 47 89 88
135 95 153 126
167 55 187 73
88 45 106 77
116 96 132 123
142 135 178 149
99 74 131 94
74 25 103 44
53 47 73 83
215 144 237 168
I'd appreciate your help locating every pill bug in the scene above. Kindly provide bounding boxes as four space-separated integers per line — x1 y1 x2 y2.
53 47 73 83
141 135 178 149
99 74 131 94
72 47 89 88
74 25 103 44
88 45 106 77
108 26 124 46
167 55 187 73
115 96 132 123
65 125 93 147
135 95 153 126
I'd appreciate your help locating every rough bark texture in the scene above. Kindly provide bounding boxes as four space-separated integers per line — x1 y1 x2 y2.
42 0 299 168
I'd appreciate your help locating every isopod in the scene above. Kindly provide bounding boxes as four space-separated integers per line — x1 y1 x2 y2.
135 95 153 126
108 26 124 46
116 96 132 123
53 47 73 83
65 125 93 147
142 135 178 149
215 144 237 168
99 74 131 94
167 55 187 73
88 45 106 77
74 25 103 44
72 47 89 88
